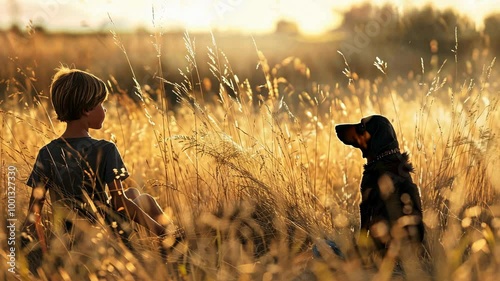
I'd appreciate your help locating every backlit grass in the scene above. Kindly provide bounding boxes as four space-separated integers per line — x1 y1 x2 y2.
1 30 499 280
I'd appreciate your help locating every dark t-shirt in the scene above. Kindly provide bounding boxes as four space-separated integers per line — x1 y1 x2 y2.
27 137 129 208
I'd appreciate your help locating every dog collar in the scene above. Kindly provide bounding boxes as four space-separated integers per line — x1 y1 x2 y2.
367 148 400 165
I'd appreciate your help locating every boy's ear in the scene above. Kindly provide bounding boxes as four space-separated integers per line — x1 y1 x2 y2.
82 111 90 117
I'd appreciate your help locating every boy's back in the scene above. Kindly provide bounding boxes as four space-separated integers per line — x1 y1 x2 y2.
27 137 128 208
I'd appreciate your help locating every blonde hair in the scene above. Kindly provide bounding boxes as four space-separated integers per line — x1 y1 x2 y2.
50 66 108 122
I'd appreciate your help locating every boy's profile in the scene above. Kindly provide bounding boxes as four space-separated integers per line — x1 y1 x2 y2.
22 67 169 251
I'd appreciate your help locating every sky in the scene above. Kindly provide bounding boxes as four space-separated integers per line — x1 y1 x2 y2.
1 0 499 34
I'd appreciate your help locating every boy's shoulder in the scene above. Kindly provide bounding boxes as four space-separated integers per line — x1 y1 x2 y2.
41 137 118 153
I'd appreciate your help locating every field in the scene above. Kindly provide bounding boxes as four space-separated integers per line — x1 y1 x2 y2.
1 6 500 281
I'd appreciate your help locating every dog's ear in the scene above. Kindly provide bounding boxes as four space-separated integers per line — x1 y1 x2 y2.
365 115 399 157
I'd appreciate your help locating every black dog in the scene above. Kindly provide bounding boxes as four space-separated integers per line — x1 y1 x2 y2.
335 115 424 256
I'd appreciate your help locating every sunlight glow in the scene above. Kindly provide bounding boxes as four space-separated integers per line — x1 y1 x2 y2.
0 0 498 33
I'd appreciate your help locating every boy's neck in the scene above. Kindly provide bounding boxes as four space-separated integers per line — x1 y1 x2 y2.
61 120 91 138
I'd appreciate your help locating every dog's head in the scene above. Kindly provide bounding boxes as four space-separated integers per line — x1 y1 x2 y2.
335 115 399 160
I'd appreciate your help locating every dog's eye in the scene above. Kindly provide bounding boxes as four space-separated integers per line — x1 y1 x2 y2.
356 123 366 134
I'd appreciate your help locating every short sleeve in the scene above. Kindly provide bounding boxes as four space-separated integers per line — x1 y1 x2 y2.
26 149 49 189
103 143 129 184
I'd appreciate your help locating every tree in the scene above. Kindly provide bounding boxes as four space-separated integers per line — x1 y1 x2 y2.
275 20 299 36
484 13 500 51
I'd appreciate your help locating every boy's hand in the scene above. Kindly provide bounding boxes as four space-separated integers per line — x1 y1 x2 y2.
20 231 35 249
21 213 48 253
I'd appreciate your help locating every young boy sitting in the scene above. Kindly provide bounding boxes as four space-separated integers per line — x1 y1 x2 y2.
21 67 168 247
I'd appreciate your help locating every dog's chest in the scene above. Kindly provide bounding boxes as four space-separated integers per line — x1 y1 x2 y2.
360 169 408 200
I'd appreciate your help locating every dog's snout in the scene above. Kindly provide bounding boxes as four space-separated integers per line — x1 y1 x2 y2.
335 124 348 135
335 124 355 145
335 124 347 138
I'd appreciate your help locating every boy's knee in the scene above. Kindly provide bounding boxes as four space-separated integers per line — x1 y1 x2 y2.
124 188 141 200
133 194 156 212
135 194 155 205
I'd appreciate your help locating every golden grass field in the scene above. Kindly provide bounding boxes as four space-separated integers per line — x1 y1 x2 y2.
1 25 500 280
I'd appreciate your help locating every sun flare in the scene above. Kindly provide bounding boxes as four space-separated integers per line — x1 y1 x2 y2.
1 0 498 34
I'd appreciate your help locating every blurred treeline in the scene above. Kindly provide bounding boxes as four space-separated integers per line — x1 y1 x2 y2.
1 3 499 106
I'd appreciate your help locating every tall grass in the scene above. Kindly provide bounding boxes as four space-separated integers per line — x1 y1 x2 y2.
1 29 499 280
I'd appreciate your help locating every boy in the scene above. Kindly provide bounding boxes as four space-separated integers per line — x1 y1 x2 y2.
21 67 167 247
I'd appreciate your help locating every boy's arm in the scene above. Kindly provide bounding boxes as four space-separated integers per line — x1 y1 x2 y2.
21 187 48 252
22 187 45 233
108 179 165 237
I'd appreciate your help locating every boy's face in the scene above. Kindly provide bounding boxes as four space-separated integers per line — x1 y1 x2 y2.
86 102 106 129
